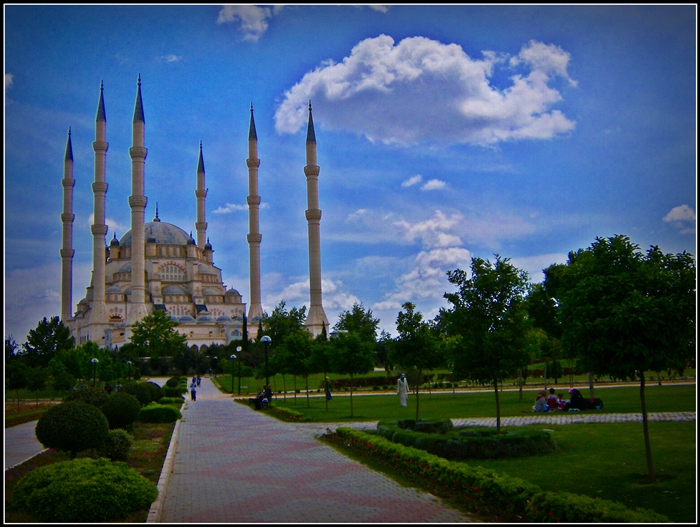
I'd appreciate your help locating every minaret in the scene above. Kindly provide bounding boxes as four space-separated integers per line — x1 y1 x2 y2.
89 81 109 337
246 104 264 323
125 74 149 331
303 101 329 336
60 128 75 324
195 141 207 249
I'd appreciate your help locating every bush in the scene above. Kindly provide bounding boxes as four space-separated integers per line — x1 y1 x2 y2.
162 386 185 397
165 376 180 388
100 392 142 430
97 429 134 461
119 382 152 406
139 402 182 423
143 381 164 403
35 402 109 459
64 386 109 408
158 396 185 406
11 457 157 522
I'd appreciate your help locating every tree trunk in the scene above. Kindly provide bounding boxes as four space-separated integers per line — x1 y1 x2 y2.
293 375 297 405
494 378 501 433
639 372 656 483
306 376 310 408
282 375 287 402
324 371 329 412
415 369 421 422
656 371 662 386
588 372 595 399
349 375 354 418
543 362 548 391
518 369 523 402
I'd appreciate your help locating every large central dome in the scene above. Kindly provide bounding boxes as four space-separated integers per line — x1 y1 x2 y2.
119 221 192 246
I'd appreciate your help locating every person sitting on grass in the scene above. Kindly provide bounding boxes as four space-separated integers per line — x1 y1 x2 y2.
547 388 560 411
533 390 548 412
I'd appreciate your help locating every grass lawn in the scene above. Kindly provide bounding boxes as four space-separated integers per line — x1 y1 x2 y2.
267 384 696 422
456 421 696 523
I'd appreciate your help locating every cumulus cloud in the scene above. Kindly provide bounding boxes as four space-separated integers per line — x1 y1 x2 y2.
394 210 464 248
663 204 696 235
159 54 183 63
5 73 13 89
213 202 269 214
401 174 422 188
217 5 282 42
421 179 446 191
274 35 576 145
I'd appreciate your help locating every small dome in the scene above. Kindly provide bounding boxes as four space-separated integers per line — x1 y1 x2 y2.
170 316 179 322
224 288 241 296
162 285 188 295
110 234 120 246
202 288 220 295
106 286 122 294
217 315 232 322
179 315 195 322
198 315 214 322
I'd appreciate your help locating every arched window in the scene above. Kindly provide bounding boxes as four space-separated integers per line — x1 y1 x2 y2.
158 264 186 282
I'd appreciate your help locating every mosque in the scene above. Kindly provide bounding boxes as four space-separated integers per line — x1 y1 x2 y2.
59 76 329 350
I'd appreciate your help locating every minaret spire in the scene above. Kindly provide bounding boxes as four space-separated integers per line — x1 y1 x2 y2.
60 128 76 324
126 74 149 333
89 80 110 340
246 103 263 328
195 141 207 249
303 100 329 336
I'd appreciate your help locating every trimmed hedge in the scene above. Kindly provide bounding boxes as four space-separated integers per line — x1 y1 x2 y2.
143 381 164 403
139 402 182 423
158 396 185 406
377 420 558 460
35 402 109 459
64 386 109 408
97 428 134 461
119 382 152 406
165 376 180 388
332 427 670 523
11 457 157 522
100 392 142 430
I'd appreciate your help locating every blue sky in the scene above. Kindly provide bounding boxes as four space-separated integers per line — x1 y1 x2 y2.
4 5 697 344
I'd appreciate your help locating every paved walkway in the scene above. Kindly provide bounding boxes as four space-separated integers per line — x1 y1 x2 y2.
4 377 695 523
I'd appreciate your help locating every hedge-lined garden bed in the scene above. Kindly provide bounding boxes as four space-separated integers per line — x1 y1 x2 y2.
326 427 670 523
377 419 558 460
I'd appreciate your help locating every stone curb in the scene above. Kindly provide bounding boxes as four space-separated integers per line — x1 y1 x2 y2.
146 401 187 523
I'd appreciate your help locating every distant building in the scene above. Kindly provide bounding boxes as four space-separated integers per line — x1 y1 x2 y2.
59 77 328 349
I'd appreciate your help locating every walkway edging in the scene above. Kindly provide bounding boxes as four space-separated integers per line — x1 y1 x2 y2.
146 403 186 523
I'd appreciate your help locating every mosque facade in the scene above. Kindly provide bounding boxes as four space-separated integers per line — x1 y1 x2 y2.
60 77 328 350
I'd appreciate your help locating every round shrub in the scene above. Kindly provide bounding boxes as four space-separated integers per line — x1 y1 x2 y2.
11 457 157 522
163 386 184 397
165 376 180 388
64 386 109 408
97 428 134 461
143 380 164 402
139 402 182 423
100 392 141 429
158 396 185 406
119 382 151 406
35 402 109 459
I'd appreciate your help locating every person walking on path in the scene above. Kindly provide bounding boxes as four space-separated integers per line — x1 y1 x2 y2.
397 373 409 407
190 380 197 401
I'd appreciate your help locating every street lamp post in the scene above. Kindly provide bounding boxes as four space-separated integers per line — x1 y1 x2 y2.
212 356 218 377
236 346 242 395
261 335 271 388
126 361 131 382
91 358 99 387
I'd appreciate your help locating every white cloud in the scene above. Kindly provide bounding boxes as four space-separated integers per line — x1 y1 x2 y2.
401 174 422 188
213 202 270 214
274 35 576 145
217 5 279 42
160 54 183 63
420 179 446 191
394 210 464 248
663 204 696 223
5 73 13 89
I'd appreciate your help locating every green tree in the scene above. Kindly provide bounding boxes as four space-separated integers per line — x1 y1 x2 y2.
25 366 48 408
544 235 696 483
130 310 187 359
442 255 531 432
5 335 21 361
333 302 380 344
22 316 75 369
47 359 76 398
278 330 313 406
330 332 374 417
390 302 444 421
307 327 334 411
6 360 28 412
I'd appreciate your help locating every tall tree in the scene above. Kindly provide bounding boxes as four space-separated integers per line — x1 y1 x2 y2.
330 332 374 417
544 235 696 483
22 316 75 368
390 302 443 421
442 255 531 432
278 330 313 406
25 366 48 408
308 328 334 411
130 310 187 359
333 302 380 344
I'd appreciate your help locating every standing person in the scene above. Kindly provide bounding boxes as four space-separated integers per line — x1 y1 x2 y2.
115 381 122 392
104 383 112 395
190 380 197 401
397 373 409 408
196 374 201 387
325 377 332 401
